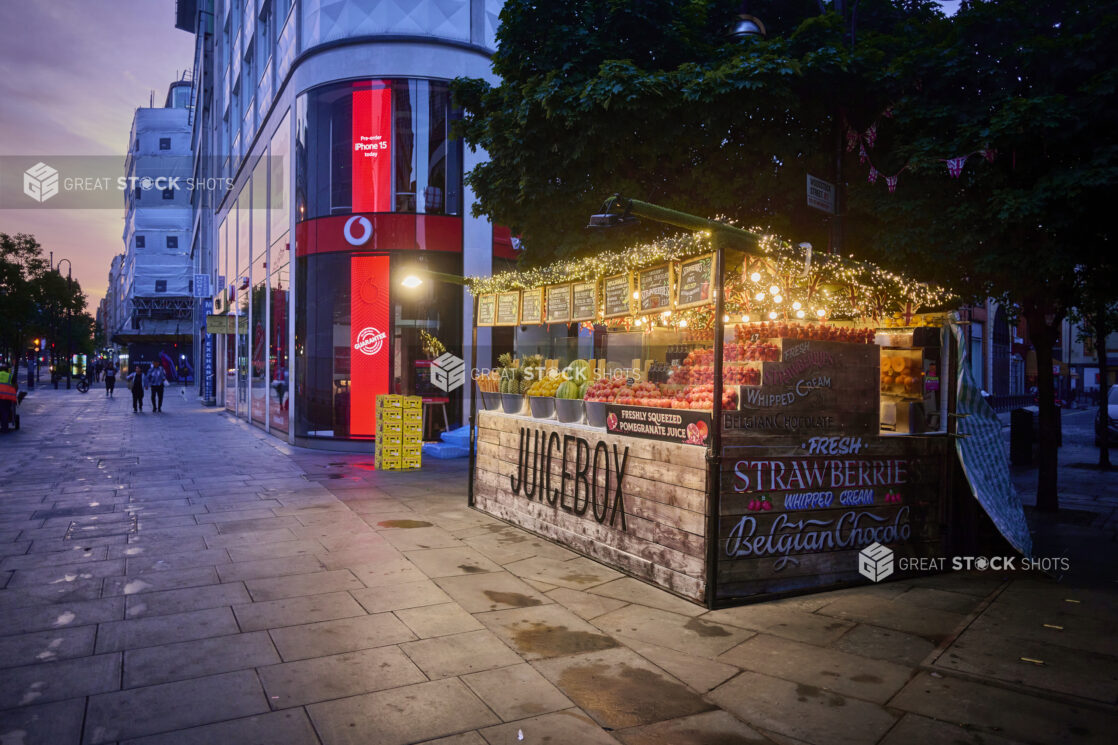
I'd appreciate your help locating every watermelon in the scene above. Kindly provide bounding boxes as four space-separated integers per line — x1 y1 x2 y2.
556 381 581 400
564 359 591 383
578 381 590 399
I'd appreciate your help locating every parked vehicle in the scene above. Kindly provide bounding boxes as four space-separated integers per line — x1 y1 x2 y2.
1095 386 1118 447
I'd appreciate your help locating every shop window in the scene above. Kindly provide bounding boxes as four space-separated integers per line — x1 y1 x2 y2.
162 188 175 200
155 280 167 292
159 137 171 150
135 186 142 200
166 236 178 249
135 235 145 248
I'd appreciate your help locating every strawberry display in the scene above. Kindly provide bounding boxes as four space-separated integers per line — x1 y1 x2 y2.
583 377 737 411
733 322 874 344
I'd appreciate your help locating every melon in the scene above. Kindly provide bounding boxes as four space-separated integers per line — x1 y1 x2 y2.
556 381 581 400
564 359 591 383
578 381 590 399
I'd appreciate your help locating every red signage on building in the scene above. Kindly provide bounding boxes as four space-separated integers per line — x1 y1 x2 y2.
352 82 393 213
350 255 390 436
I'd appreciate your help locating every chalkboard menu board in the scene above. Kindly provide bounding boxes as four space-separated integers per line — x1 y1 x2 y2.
603 273 633 318
546 284 572 323
637 264 672 314
676 253 715 309
477 294 496 326
520 288 543 325
571 281 597 321
495 291 520 326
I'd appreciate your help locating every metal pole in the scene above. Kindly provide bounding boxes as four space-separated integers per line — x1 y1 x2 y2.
66 267 72 389
467 294 479 508
705 236 726 608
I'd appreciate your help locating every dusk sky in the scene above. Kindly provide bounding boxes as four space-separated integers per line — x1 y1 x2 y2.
0 0 194 313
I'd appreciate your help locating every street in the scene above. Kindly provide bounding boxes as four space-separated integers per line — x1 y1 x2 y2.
0 388 1115 745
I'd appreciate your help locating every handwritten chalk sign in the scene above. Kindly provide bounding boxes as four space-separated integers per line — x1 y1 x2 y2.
495 291 521 326
546 284 572 324
637 264 672 314
477 294 497 326
676 253 716 309
520 288 543 325
603 274 633 318
571 280 597 322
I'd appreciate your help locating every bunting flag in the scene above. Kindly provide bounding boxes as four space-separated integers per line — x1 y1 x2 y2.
885 175 899 193
858 144 868 164
901 301 915 326
864 123 877 149
845 126 861 152
983 148 997 163
867 166 879 184
881 105 894 119
946 156 968 177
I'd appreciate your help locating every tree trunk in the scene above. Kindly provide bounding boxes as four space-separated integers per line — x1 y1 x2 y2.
1025 305 1061 511
1097 304 1112 469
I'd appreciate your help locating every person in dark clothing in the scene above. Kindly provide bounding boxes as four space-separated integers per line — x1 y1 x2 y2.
147 364 167 412
104 362 116 397
127 364 147 412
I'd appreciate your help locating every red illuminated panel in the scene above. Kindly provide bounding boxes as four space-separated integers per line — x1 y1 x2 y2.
352 83 393 213
350 256 391 436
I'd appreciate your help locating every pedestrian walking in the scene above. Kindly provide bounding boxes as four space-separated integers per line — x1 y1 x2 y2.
126 364 148 412
0 362 18 433
147 363 167 412
104 362 116 397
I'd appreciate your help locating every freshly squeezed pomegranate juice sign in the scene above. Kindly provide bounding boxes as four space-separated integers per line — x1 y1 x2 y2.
605 404 712 446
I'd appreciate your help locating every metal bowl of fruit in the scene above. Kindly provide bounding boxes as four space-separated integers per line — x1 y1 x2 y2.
480 390 502 411
584 400 606 428
529 396 555 419
500 393 525 415
555 398 584 424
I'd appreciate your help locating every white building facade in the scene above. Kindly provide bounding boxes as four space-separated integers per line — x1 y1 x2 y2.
178 0 503 446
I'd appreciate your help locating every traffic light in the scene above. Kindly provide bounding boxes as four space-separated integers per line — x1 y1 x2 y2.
33 338 40 348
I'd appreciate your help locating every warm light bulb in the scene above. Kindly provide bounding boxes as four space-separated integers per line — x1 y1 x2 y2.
769 285 780 295
755 292 765 301
774 295 783 304
741 315 749 323
401 275 423 289
750 272 761 283
792 301 802 310
632 291 639 299
661 310 671 317
796 310 805 319
679 319 688 328
722 315 730 323
817 309 826 317
768 311 778 320
635 318 643 326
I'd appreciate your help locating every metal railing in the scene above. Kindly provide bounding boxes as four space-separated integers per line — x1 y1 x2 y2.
986 394 1034 412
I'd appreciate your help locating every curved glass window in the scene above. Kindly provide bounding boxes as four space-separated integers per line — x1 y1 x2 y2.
295 79 461 220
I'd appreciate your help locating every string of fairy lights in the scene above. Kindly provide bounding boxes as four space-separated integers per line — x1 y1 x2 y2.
465 227 954 331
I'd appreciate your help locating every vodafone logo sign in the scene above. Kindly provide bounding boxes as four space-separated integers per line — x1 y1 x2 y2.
353 326 387 356
344 215 373 246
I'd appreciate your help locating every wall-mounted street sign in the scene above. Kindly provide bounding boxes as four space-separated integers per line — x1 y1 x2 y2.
206 314 234 334
807 174 835 214
193 274 211 298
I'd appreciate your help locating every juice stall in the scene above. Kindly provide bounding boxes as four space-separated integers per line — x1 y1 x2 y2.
465 208 1030 608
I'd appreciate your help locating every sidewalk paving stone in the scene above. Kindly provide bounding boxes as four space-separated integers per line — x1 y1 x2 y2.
268 612 416 660
476 604 620 660
258 644 427 709
399 628 523 679
124 548 229 574
478 709 621 745
83 668 269 744
0 652 120 709
245 568 364 601
829 623 936 668
460 662 574 721
0 697 86 745
588 578 707 618
1 595 124 636
4 558 124 588
307 677 500 745
613 709 775 745
434 570 552 613
95 605 240 653
350 578 452 613
593 605 750 658
395 601 485 638
120 709 320 745
204 528 300 549
102 566 219 596
122 630 280 687
216 554 327 582
613 635 741 694
0 625 96 666
232 591 367 631
124 581 250 618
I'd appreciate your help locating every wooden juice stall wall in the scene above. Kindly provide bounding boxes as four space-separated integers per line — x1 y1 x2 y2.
474 410 710 602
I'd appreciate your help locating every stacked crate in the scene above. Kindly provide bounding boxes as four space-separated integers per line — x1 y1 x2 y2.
375 395 423 469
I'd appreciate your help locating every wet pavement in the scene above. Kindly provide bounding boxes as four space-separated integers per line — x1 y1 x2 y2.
0 387 1116 744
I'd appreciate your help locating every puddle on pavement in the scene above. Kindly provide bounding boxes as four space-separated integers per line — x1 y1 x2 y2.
795 683 846 707
484 590 542 609
377 520 433 529
510 622 619 658
458 564 487 574
684 618 733 638
850 673 882 684
557 662 713 728
560 572 606 586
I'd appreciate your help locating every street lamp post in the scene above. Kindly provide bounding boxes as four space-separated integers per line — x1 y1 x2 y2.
55 258 73 389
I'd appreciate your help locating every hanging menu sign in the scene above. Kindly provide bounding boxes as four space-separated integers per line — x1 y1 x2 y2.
495 291 521 326
546 284 572 323
477 294 497 326
637 264 672 314
676 253 716 309
603 273 633 318
520 288 543 325
571 281 597 322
